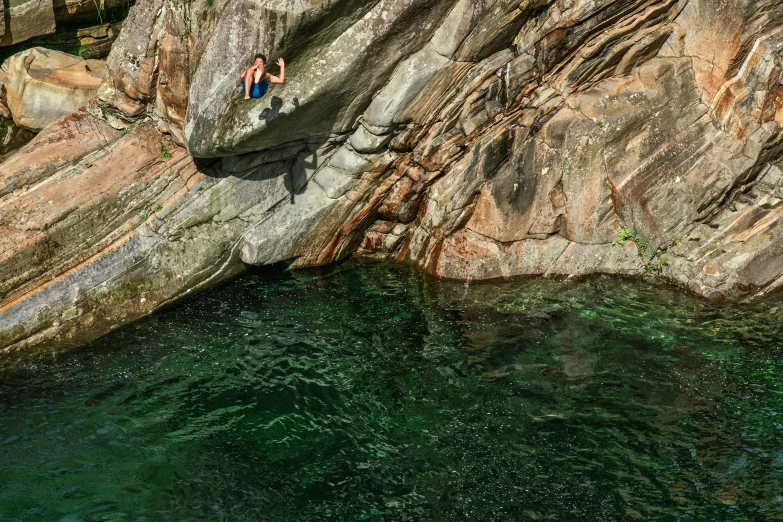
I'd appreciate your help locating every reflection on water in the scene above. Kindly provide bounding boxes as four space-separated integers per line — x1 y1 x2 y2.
0 261 781 520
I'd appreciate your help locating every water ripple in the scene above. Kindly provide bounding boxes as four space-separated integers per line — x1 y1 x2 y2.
0 264 781 520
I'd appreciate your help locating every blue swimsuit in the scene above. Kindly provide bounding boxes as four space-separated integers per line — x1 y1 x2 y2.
242 77 269 99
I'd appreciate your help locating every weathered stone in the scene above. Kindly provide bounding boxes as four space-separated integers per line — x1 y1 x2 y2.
314 166 357 199
154 33 189 145
363 43 451 129
0 70 10 119
328 146 372 176
97 0 176 119
4 47 104 131
452 0 530 62
184 0 457 156
0 109 118 199
0 117 34 161
53 0 128 25
677 0 746 105
0 110 349 350
430 0 493 58
357 220 410 259
16 22 124 61
9 0 783 352
239 183 335 265
349 124 394 154
0 0 56 47
432 231 641 282
296 0 783 301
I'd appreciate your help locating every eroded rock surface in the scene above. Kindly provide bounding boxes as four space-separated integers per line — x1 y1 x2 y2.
0 117 34 161
4 47 104 131
0 0 57 47
52 0 128 25
1 0 129 48
15 22 125 61
4 0 783 350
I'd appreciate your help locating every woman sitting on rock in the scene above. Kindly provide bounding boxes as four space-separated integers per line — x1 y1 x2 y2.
240 54 285 100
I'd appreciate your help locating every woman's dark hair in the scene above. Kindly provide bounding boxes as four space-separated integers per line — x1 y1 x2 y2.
254 53 267 64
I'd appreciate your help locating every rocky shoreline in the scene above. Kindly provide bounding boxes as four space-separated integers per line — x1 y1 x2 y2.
3 0 783 351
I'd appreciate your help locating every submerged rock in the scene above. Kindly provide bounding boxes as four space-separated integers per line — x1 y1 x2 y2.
4 0 783 350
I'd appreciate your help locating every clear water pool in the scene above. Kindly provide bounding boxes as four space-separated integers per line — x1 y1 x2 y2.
0 262 781 521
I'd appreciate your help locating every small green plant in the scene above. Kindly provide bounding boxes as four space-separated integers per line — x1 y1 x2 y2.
155 204 163 211
673 235 683 244
570 104 582 113
646 255 670 274
154 48 159 56
97 145 105 151
140 213 149 221
614 227 649 255
181 27 190 36
597 121 605 129
614 227 670 274
206 0 213 5
644 247 670 273
75 47 87 58
613 227 640 246
161 145 171 159
120 128 130 136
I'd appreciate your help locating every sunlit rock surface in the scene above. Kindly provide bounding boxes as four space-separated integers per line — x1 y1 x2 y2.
3 47 104 131
5 0 783 349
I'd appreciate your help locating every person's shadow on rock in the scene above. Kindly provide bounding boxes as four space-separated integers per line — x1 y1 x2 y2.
260 96 304 203
285 148 316 204
259 96 299 125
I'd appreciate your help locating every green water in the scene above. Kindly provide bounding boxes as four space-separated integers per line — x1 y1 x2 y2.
1 262 782 521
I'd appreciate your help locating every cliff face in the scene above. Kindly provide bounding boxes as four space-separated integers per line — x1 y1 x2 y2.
2 0 783 350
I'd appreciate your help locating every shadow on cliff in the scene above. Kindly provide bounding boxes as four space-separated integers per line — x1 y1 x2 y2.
259 96 310 204
209 94 338 205
259 96 298 126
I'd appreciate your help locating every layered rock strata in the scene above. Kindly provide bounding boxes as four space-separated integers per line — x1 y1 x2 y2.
6 22 125 61
0 0 57 47
4 0 783 350
53 0 129 26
